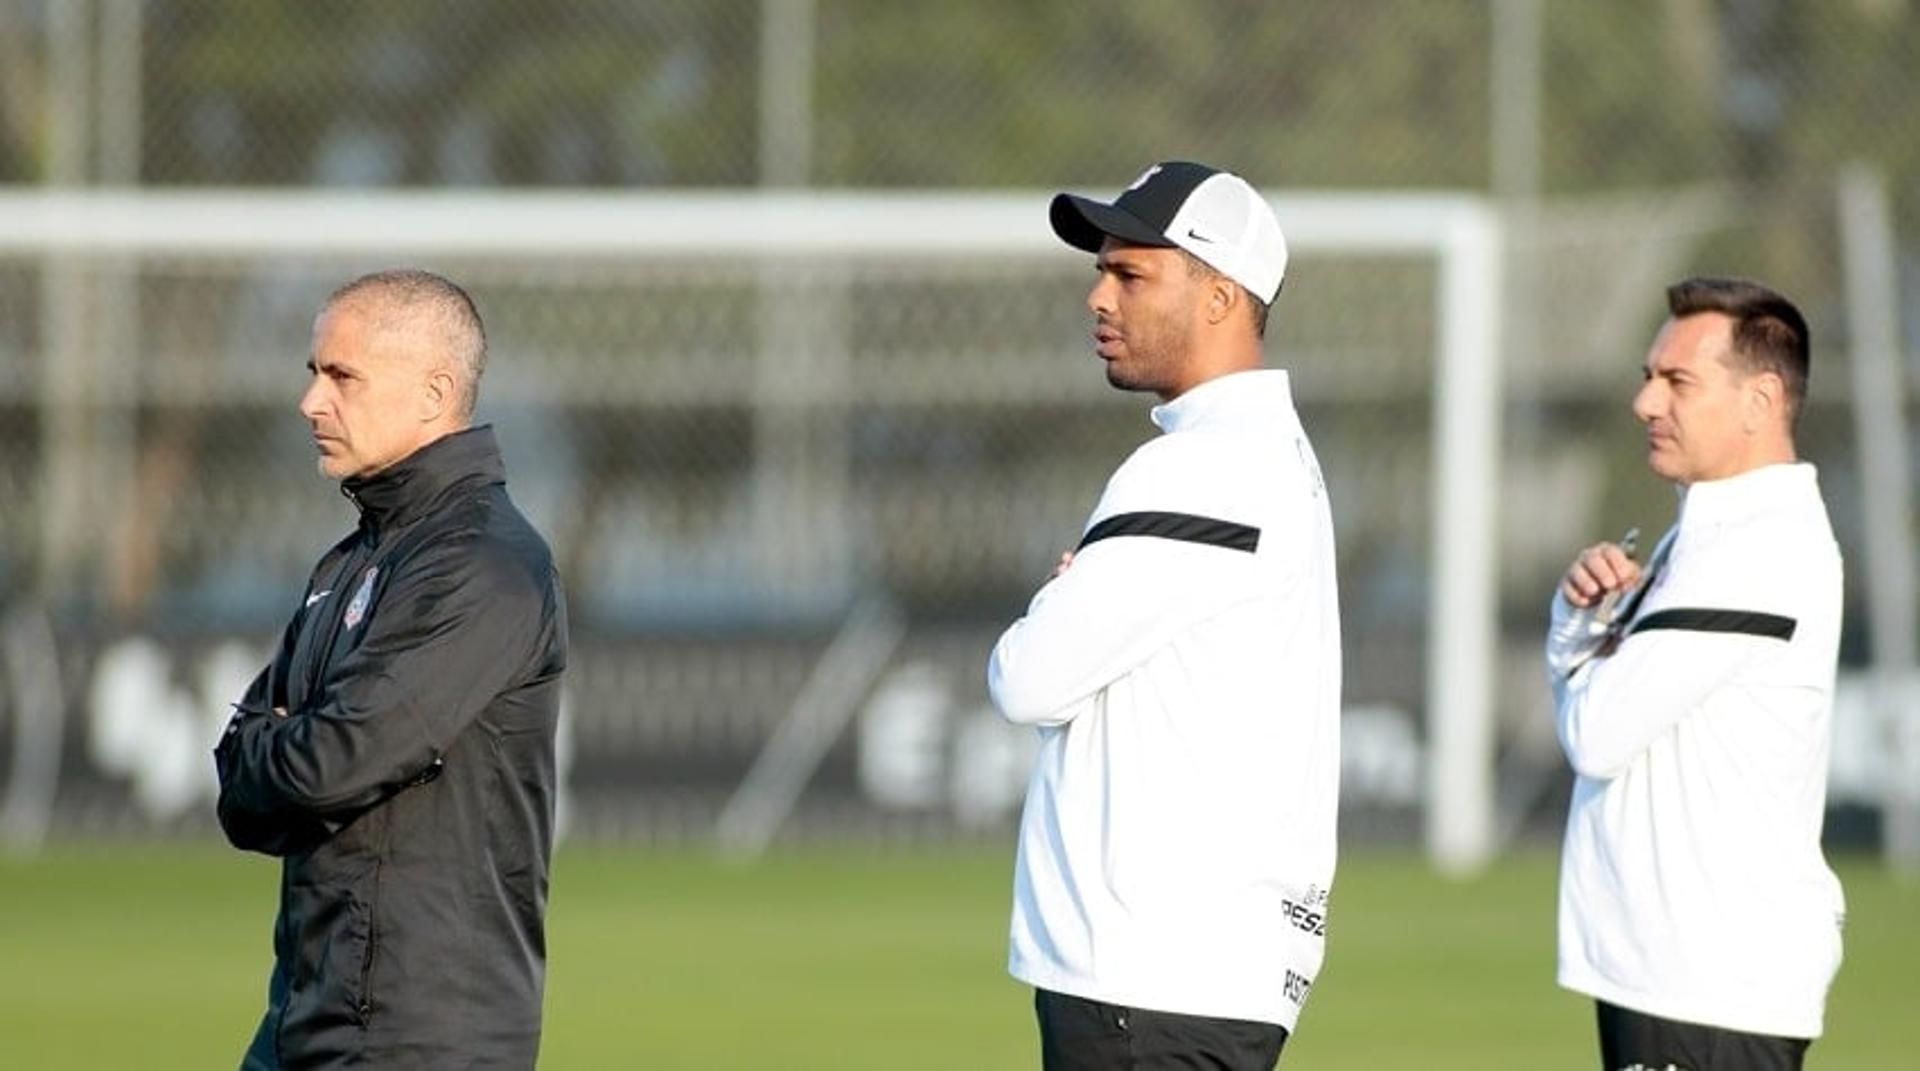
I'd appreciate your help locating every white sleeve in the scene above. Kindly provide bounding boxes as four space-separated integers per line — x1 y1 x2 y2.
988 532 1261 725
987 440 1287 726
1552 511 1832 780
1544 526 1678 682
1553 626 1772 779
1544 588 1610 681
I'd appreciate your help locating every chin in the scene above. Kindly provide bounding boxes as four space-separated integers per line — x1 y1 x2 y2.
1103 364 1157 394
1645 455 1689 484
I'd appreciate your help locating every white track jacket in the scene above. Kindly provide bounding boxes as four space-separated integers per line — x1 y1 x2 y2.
990 369 1341 1031
1546 462 1845 1039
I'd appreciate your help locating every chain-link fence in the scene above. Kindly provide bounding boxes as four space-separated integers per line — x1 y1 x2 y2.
2 3 1916 210
0 0 1916 856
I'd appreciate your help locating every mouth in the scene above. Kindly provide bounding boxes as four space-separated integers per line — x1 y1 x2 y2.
1093 326 1122 358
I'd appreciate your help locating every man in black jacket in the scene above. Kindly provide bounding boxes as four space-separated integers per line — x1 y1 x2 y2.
216 269 568 1069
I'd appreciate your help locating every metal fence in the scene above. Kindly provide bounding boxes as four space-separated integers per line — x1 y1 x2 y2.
0 0 1915 860
1 3 1915 211
0 193 1466 849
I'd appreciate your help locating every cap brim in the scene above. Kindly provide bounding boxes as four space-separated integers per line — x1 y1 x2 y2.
1049 193 1176 253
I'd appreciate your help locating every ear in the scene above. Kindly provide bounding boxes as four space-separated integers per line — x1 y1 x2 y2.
1204 274 1239 327
1744 369 1784 432
420 364 459 424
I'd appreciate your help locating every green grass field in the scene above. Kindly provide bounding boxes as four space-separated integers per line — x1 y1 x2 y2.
1 845 1913 1068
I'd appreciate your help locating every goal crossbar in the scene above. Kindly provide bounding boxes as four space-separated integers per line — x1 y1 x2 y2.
0 187 1504 873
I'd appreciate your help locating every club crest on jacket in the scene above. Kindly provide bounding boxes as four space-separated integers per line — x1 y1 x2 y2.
344 566 378 630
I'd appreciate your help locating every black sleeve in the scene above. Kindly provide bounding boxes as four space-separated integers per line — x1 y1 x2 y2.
214 618 330 855
216 531 550 823
216 713 331 855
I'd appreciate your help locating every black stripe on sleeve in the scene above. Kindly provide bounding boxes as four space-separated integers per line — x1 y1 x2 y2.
1076 510 1261 554
1629 608 1797 641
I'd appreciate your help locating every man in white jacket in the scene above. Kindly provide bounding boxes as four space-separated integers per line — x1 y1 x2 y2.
989 161 1341 1070
1547 277 1845 1071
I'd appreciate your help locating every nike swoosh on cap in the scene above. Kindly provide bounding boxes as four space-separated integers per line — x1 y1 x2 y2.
305 590 332 608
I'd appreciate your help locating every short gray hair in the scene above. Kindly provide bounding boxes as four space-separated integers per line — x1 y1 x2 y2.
324 269 488 418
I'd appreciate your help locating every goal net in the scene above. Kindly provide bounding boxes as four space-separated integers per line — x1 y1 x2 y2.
0 189 1501 864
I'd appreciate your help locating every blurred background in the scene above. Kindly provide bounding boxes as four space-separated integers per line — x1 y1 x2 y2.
1 2 1917 1066
3 0 1915 863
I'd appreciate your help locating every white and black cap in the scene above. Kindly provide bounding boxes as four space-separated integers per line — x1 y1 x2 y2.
1050 160 1288 304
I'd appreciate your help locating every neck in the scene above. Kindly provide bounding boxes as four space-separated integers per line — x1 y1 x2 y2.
1692 437 1797 486
1161 340 1264 401
408 418 470 456
1740 431 1799 474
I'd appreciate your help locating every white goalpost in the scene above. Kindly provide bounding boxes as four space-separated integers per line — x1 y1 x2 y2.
0 188 1505 870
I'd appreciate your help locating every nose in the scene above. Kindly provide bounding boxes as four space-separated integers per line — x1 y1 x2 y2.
1088 273 1116 318
1631 378 1659 424
299 374 326 422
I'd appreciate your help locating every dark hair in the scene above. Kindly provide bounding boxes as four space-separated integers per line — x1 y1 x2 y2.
1665 276 1810 424
1181 250 1271 338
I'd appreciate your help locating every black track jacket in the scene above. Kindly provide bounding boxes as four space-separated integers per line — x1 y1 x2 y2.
216 426 568 1069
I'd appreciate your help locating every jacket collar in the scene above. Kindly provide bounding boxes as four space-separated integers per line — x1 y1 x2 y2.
1677 461 1819 531
1149 368 1292 433
341 425 504 535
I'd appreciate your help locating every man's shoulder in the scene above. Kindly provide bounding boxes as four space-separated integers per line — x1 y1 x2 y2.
1663 504 1839 615
1688 495 1839 569
397 491 558 598
1111 425 1277 486
1114 430 1199 478
1087 439 1316 555
1102 434 1238 517
1111 424 1313 506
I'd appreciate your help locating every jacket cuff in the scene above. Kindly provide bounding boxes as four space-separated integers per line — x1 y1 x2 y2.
1545 590 1608 678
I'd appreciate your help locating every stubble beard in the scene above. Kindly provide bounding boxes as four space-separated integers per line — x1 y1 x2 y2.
1104 360 1147 392
1102 324 1184 396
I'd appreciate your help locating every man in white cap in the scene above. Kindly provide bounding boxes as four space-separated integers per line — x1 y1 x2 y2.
989 161 1341 1069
